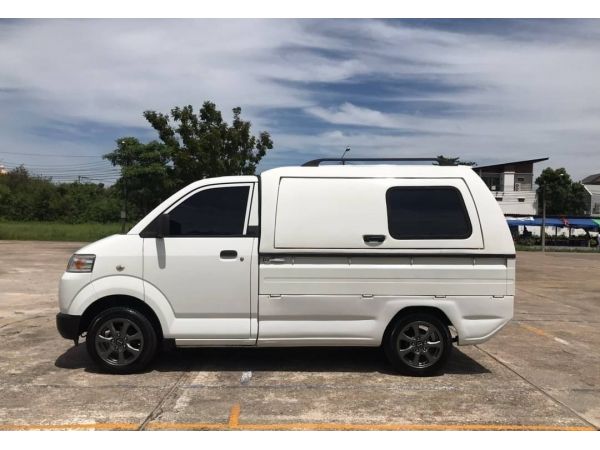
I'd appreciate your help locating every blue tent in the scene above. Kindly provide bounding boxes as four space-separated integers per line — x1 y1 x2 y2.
506 217 599 230
563 218 600 230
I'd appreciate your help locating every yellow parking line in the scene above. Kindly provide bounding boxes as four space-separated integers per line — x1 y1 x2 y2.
197 422 596 431
1 422 594 431
0 421 595 431
0 422 139 431
228 403 241 427
1 404 596 431
146 422 227 430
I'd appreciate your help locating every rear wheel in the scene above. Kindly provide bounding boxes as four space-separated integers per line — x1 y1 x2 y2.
384 313 452 376
86 307 158 374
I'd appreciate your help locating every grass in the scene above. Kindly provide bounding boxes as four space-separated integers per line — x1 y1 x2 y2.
0 221 125 242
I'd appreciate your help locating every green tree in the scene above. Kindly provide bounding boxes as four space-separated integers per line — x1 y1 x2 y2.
0 166 58 221
143 101 273 188
434 155 476 166
0 165 121 224
104 138 173 217
535 167 587 215
0 183 10 217
57 182 121 223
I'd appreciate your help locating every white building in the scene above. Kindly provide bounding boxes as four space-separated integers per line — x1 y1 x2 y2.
582 173 600 216
473 157 549 215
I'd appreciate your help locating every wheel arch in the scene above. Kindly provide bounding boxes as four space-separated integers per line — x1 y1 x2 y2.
79 295 163 341
382 306 455 345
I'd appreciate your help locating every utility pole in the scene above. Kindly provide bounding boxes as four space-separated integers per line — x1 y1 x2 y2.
120 140 129 234
541 184 546 252
122 176 128 233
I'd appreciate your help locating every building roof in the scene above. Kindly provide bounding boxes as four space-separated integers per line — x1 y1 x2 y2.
474 157 549 172
582 173 600 185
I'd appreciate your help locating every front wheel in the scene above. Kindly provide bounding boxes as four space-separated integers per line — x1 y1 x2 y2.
86 307 158 374
384 313 452 376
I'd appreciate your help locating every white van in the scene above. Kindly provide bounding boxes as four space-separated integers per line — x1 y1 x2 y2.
56 160 515 376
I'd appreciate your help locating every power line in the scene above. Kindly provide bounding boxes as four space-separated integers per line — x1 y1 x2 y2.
0 151 105 158
34 173 119 178
0 166 120 184
7 172 120 177
3 165 119 172
2 169 119 177
1 162 119 170
47 177 119 182
0 159 110 167
0 160 111 168
5 167 120 174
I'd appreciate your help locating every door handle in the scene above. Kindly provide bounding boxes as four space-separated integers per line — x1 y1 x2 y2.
363 234 386 244
220 250 238 259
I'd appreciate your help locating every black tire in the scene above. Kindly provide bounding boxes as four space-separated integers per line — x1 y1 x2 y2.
384 313 452 376
86 307 158 374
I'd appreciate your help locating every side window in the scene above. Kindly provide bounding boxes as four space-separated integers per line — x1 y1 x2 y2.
386 187 472 240
168 185 250 236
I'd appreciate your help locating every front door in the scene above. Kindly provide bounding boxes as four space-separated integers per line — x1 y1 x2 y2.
143 182 256 340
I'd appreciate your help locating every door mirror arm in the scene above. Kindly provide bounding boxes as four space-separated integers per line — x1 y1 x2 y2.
156 213 170 239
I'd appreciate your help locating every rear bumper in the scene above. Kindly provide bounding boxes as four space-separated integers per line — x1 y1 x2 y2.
455 295 514 345
56 313 81 340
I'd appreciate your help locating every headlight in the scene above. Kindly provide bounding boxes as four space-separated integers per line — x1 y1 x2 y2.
67 254 96 273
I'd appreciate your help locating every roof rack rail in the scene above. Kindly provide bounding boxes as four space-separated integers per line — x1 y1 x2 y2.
302 157 439 167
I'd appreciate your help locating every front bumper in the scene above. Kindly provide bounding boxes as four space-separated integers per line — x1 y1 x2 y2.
56 313 81 340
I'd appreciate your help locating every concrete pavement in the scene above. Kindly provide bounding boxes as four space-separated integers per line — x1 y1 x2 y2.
0 241 598 430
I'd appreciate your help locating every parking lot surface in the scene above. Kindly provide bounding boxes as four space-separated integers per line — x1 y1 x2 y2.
0 240 598 430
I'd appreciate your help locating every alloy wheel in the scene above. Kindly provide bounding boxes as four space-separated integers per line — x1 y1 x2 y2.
94 318 144 367
396 320 444 369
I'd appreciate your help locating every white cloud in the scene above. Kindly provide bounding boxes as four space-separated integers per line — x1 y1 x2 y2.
1 19 600 180
306 103 399 128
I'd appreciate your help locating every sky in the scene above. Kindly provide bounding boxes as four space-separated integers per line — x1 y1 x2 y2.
0 19 599 184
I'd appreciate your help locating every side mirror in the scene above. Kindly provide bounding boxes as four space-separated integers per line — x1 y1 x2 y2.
156 213 170 239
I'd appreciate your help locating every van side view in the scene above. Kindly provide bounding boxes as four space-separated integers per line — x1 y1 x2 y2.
56 160 515 376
